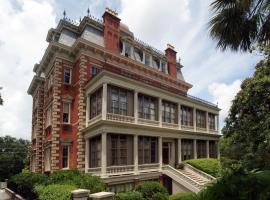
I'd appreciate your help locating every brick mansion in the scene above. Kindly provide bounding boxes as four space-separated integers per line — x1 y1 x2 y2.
28 8 220 193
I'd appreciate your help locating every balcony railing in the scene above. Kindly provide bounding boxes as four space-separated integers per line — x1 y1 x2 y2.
138 163 160 172
88 114 102 125
181 125 194 131
162 122 179 129
106 113 135 123
106 165 134 175
138 118 159 126
196 127 207 132
88 167 101 175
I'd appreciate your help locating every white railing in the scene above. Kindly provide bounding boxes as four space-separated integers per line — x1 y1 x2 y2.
88 114 102 125
162 122 179 129
106 165 134 175
138 163 160 172
138 118 159 126
106 113 135 123
88 167 101 175
163 165 203 191
196 127 207 132
181 125 194 131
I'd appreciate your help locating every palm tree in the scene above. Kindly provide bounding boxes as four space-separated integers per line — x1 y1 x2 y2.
209 0 270 51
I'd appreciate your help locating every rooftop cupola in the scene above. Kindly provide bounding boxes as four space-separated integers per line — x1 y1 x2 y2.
165 44 177 78
102 8 121 53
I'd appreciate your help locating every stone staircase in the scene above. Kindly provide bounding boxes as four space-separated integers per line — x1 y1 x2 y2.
162 164 215 193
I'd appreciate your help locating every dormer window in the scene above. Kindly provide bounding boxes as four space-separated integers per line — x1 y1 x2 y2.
152 57 160 69
64 68 71 84
124 43 132 58
134 47 143 62
145 54 151 66
161 61 168 73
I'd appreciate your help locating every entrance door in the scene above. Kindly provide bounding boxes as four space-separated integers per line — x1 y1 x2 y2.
162 142 170 164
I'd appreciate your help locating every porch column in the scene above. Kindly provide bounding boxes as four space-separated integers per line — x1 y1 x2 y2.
159 98 162 127
102 83 107 120
101 133 107 177
86 94 90 126
206 140 210 158
159 137 163 170
134 91 138 124
178 138 182 163
134 135 138 174
193 108 196 131
178 103 181 130
206 112 209 133
85 138 89 173
193 139 197 159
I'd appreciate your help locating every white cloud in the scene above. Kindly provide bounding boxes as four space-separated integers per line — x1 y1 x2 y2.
0 0 56 139
208 80 242 124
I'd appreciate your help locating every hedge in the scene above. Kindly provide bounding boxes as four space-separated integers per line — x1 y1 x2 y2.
169 192 196 200
184 158 221 177
35 184 76 200
135 181 169 200
114 191 143 200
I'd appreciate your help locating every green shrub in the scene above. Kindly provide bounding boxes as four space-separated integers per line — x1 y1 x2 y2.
74 174 106 193
135 181 169 200
114 191 143 200
9 171 49 199
184 158 221 177
35 184 76 200
49 169 81 184
169 192 197 200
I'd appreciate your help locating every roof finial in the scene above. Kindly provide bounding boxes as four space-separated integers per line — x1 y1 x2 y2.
87 7 90 16
63 10 66 20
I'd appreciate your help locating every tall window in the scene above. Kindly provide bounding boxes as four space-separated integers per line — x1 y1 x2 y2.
181 139 193 161
197 140 206 158
45 148 50 171
89 136 101 168
90 66 101 78
138 136 158 164
134 47 143 62
124 43 132 58
108 85 133 116
209 141 217 158
162 100 178 124
161 61 167 73
46 106 52 127
145 54 151 66
181 106 193 126
62 145 69 168
152 57 160 69
109 134 133 166
90 88 102 119
64 68 71 84
208 113 216 130
138 94 158 121
196 110 206 128
63 102 70 123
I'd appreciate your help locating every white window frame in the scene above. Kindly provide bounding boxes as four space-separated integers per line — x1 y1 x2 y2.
63 68 72 85
62 145 69 169
63 102 71 124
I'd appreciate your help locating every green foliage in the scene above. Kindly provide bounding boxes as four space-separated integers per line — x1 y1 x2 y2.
221 58 270 170
209 0 270 51
49 169 81 184
169 192 197 200
0 136 30 181
74 173 106 193
135 181 169 200
35 184 76 200
114 191 143 200
196 165 270 200
184 158 221 177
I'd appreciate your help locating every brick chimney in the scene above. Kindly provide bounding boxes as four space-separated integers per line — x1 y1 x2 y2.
165 44 177 78
102 8 121 53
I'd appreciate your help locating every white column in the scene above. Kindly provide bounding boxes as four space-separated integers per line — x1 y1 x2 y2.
206 112 209 133
86 95 90 126
206 140 210 158
85 138 89 173
159 137 163 170
178 104 181 130
102 83 107 120
134 135 138 174
159 98 162 127
193 139 197 159
134 91 138 124
101 133 107 177
193 108 196 131
178 138 182 163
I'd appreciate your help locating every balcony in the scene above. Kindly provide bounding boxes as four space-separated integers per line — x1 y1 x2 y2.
106 113 135 123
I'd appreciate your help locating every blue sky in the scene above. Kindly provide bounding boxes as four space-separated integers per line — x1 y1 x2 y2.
0 0 262 139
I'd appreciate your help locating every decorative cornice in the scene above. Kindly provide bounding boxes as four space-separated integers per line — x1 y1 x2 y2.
27 75 45 95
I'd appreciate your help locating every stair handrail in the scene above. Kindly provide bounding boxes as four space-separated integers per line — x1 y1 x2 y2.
183 163 216 181
163 165 203 189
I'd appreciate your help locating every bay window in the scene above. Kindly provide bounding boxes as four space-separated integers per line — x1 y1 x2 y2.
90 88 102 119
89 136 101 168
